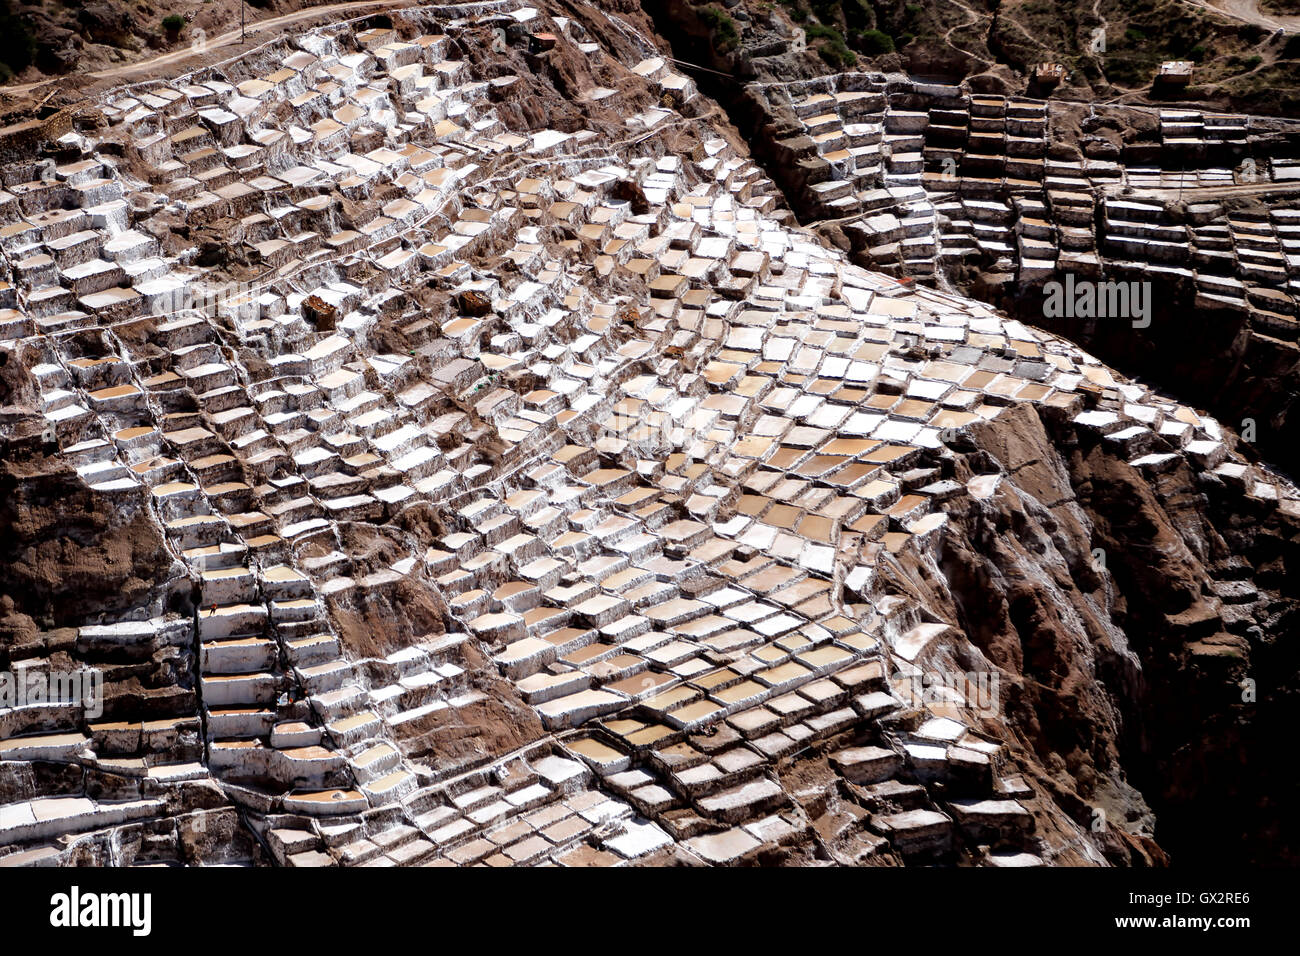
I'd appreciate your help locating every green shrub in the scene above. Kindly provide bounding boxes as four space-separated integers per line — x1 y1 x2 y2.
805 20 858 66
858 28 895 55
697 4 739 51
811 0 838 22
845 0 874 30
819 44 854 67
162 14 185 33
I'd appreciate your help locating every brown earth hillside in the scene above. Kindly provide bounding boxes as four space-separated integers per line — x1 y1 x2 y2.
642 0 1300 115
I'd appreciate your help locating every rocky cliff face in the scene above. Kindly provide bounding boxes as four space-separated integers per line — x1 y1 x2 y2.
0 352 193 719
0 450 184 630
928 403 1300 864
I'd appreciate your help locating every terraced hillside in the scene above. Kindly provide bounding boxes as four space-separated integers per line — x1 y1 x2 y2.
0 1 1297 868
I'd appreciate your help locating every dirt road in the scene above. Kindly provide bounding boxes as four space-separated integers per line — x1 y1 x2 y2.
1184 0 1300 33
1103 179 1300 200
4 0 422 98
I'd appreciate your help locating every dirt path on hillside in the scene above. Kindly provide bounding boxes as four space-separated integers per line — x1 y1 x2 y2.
4 0 423 99
1185 0 1300 32
1104 179 1300 199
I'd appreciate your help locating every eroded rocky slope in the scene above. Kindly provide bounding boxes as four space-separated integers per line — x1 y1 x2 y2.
0 1 1296 868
